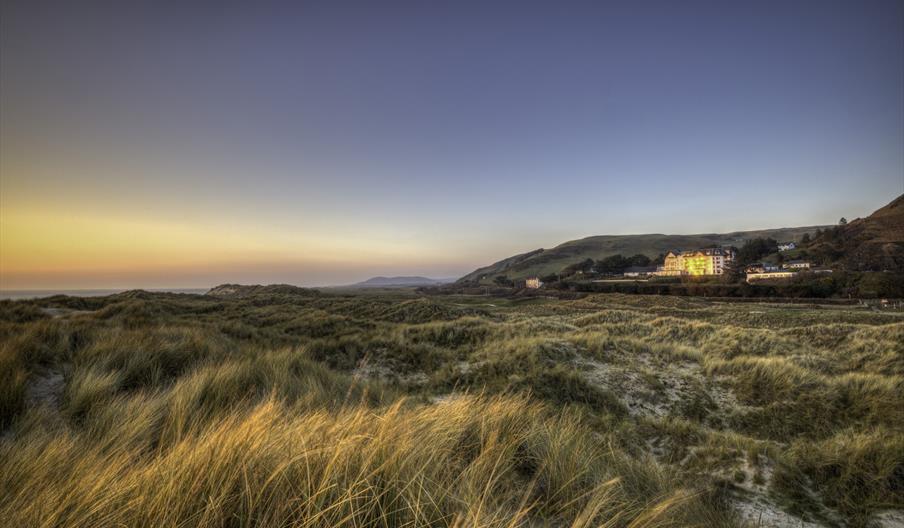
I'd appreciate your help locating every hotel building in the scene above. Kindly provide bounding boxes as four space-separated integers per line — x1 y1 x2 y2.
656 248 735 276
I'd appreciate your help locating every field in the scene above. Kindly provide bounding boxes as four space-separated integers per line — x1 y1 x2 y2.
1 287 902 527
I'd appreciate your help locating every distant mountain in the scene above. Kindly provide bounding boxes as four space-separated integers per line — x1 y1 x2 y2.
809 194 904 271
350 276 455 288
458 226 827 284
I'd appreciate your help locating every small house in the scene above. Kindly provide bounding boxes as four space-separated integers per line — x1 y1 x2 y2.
778 242 797 252
623 266 657 278
746 271 795 283
745 262 781 274
783 260 811 270
525 277 542 289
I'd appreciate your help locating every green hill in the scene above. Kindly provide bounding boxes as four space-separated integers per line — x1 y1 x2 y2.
459 226 826 284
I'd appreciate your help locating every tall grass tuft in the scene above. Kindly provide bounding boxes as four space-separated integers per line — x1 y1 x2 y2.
0 394 727 527
772 427 904 526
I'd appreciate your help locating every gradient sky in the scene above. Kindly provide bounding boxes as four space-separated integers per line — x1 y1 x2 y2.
2 1 903 289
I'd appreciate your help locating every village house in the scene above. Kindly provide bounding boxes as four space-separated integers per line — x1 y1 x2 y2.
655 247 735 276
623 266 657 278
524 277 542 289
777 242 797 252
746 270 795 283
746 261 823 282
783 260 811 270
745 262 781 274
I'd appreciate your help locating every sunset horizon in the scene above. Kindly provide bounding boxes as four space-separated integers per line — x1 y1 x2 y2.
3 1 902 291
2 2 903 526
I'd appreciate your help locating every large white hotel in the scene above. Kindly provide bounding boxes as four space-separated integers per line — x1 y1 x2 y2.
655 248 735 276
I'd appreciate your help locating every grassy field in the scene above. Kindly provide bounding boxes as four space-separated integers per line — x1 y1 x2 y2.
1 287 902 527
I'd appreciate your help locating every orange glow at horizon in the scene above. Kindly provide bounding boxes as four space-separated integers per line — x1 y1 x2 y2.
0 203 466 289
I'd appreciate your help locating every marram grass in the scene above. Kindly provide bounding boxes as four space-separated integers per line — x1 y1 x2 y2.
1 393 715 527
1 291 902 527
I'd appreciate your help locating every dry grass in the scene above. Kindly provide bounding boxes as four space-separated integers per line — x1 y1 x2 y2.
773 427 904 526
0 391 725 527
1 291 902 526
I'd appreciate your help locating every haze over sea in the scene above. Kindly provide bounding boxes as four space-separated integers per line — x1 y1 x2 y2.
0 288 209 301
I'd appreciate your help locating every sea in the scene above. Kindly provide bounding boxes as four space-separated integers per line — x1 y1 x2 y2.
0 288 209 300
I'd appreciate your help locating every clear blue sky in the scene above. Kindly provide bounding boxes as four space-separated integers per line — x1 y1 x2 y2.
2 0 902 288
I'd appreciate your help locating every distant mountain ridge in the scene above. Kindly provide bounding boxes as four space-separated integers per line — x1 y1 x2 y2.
349 276 455 288
458 226 828 284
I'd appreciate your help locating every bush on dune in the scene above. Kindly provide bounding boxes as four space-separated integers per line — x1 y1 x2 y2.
0 342 28 428
0 301 48 324
772 427 904 526
400 317 494 349
74 326 235 390
707 356 903 439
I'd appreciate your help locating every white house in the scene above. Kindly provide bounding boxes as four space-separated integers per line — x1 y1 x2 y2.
778 242 797 252
745 262 781 274
783 260 811 270
623 266 657 277
746 271 795 283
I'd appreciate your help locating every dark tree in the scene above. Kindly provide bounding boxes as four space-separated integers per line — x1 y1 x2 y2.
722 258 745 283
801 232 811 244
596 254 630 274
736 238 779 265
563 258 595 275
628 254 651 267
651 253 665 266
839 217 847 225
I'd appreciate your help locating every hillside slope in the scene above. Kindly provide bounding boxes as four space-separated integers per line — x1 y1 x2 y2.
810 194 904 271
459 226 824 284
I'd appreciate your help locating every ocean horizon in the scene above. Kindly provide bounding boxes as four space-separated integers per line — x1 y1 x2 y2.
0 288 210 300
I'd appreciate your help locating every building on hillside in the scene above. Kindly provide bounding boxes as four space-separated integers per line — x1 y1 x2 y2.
746 271 795 283
744 264 762 274
745 262 781 274
654 247 735 276
623 266 657 278
783 260 811 270
778 242 797 252
524 277 542 289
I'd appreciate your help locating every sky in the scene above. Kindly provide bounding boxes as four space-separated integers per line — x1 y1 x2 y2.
1 0 903 289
